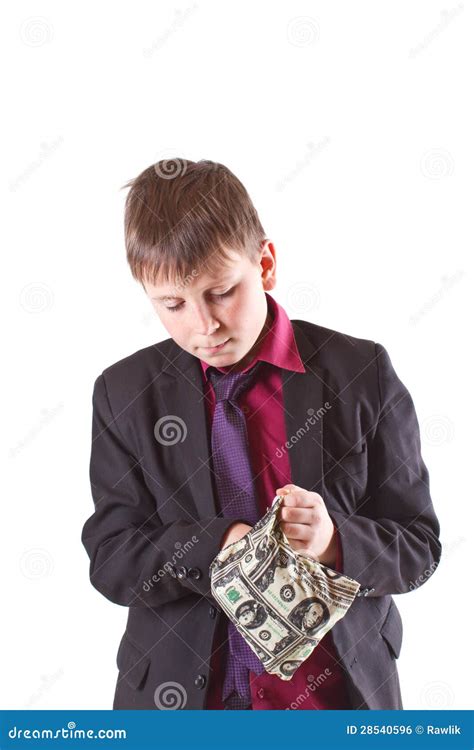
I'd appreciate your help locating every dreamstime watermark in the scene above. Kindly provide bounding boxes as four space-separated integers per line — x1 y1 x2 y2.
287 16 320 47
172 268 200 294
440 534 466 559
10 402 64 458
143 268 199 326
153 155 189 180
20 548 54 580
9 722 126 740
408 559 440 591
420 148 454 179
25 668 64 708
154 681 188 709
420 680 455 708
286 282 321 314
143 4 199 58
142 537 199 591
285 669 332 709
275 404 331 459
276 137 330 192
19 16 54 47
10 137 63 192
409 4 464 59
409 534 465 590
409 270 465 326
421 414 455 446
19 282 55 313
154 415 188 445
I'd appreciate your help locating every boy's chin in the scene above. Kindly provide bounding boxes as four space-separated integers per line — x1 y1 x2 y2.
204 349 248 369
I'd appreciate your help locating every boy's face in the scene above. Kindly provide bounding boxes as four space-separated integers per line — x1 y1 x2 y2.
144 241 276 371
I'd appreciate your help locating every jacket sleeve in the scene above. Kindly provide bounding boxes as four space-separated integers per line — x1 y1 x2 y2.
328 343 442 597
81 373 238 608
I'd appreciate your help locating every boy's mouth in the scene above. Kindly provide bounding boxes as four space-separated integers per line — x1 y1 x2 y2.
202 338 230 353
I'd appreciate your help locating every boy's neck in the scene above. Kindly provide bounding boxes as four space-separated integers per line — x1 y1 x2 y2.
222 304 274 373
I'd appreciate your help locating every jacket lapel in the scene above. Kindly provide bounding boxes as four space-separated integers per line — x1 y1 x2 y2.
159 345 217 520
281 322 326 497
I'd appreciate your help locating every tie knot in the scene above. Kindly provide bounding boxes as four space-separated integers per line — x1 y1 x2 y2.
208 362 261 403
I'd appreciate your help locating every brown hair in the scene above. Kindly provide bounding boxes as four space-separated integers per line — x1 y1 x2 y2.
122 158 266 289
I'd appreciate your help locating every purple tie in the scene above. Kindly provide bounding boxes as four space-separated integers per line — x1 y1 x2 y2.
208 361 266 710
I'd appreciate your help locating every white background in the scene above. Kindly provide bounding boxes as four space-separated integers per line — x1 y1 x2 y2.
1 0 472 710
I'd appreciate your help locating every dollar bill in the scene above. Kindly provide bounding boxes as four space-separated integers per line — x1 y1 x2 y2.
209 495 361 680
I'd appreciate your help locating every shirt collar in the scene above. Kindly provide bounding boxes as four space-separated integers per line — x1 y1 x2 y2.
199 291 306 377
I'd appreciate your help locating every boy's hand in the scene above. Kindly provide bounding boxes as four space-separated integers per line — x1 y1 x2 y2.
275 484 337 567
220 522 252 550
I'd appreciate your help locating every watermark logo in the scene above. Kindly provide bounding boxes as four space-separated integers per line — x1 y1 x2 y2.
154 415 187 445
154 681 187 710
420 148 454 179
409 5 464 59
143 4 199 58
19 282 55 313
276 404 331 459
20 548 54 580
420 680 455 708
142 536 199 591
422 415 454 446
287 16 320 47
20 17 54 47
154 156 188 180
285 669 332 709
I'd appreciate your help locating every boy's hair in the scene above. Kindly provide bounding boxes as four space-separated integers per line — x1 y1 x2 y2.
122 158 266 289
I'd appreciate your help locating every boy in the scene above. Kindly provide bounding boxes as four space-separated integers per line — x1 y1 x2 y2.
81 158 441 710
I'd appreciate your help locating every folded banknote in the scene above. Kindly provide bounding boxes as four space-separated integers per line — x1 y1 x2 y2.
209 494 361 680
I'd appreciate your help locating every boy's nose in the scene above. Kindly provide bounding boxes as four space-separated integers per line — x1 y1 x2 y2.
194 307 220 336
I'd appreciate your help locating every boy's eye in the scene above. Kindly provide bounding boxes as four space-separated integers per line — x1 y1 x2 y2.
166 301 184 313
165 286 235 313
211 286 235 300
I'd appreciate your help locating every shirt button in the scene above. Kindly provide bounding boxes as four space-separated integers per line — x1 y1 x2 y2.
257 688 265 699
194 674 206 689
176 566 188 579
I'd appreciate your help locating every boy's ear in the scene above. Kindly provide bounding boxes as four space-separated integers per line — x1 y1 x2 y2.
260 239 277 291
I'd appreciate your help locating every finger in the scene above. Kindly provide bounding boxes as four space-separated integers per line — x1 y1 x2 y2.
275 484 303 495
280 506 317 525
281 492 320 509
286 538 316 558
280 522 312 541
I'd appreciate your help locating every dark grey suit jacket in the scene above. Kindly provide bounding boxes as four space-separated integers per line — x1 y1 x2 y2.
81 319 441 710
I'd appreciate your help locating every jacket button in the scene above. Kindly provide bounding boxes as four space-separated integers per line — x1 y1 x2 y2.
189 567 202 580
363 589 370 597
176 566 188 579
194 674 206 689
368 587 375 594
168 565 177 578
209 606 217 619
